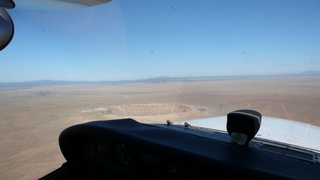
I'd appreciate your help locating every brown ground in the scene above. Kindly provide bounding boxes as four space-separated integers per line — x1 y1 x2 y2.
0 76 319 179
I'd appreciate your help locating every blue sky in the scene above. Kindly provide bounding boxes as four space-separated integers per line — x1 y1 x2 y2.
1 0 320 82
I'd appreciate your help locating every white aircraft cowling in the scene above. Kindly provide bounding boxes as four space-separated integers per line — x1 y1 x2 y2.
175 116 320 151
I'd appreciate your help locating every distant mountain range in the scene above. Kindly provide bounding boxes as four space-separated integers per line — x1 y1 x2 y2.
1 72 319 88
299 71 320 76
0 78 201 88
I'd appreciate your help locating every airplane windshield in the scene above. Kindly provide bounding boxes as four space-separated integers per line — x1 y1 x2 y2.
1 0 320 179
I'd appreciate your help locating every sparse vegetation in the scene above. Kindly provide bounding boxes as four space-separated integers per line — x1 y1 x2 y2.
0 76 319 179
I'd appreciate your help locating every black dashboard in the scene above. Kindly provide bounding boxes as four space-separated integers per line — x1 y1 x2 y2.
40 118 320 180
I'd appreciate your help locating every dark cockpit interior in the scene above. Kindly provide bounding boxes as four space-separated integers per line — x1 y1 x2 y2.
39 111 320 180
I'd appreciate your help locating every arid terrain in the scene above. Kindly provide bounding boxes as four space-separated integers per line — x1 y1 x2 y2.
0 76 319 179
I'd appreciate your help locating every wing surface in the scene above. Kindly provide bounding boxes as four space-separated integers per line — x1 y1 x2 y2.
13 0 111 12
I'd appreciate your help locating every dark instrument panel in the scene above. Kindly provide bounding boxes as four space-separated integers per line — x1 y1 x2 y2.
77 137 210 179
40 118 320 180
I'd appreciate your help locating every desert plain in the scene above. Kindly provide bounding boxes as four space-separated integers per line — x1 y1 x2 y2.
0 76 319 179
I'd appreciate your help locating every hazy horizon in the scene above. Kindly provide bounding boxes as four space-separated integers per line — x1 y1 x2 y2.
1 70 320 84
